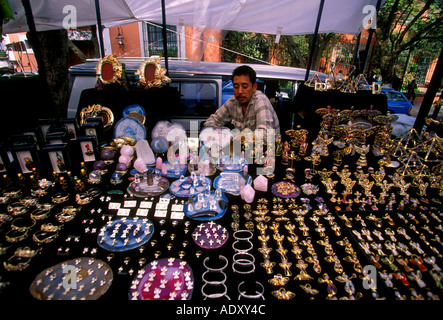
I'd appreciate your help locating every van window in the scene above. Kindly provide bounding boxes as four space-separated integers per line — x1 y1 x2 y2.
169 80 218 117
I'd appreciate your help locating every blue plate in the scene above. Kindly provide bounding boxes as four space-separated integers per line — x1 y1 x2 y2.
184 190 228 221
97 217 154 252
213 172 252 196
169 176 212 197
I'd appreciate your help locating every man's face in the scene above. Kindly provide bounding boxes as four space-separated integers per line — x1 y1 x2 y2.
233 74 257 106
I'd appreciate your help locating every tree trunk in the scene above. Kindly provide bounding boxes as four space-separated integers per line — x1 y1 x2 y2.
27 29 70 118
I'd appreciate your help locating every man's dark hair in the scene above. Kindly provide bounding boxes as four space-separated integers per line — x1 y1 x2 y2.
232 65 256 84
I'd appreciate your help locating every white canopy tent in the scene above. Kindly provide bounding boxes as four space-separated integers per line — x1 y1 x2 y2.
3 0 382 36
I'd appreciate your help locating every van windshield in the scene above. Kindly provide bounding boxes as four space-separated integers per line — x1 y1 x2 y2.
169 80 218 117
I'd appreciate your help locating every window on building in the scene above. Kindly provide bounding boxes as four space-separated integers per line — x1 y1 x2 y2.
146 22 178 57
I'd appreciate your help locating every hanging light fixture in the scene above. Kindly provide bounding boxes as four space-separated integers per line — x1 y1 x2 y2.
116 29 124 47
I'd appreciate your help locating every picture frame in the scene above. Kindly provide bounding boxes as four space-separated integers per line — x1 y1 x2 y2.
36 118 56 140
80 122 103 145
75 135 99 163
10 143 40 174
96 54 122 85
0 143 11 173
45 132 69 145
42 144 71 174
60 118 79 140
135 56 171 89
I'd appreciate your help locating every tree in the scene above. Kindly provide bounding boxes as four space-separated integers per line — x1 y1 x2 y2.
373 0 443 84
27 29 70 118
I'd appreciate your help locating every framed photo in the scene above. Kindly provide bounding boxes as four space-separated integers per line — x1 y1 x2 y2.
80 122 103 145
0 143 11 173
10 143 39 174
22 127 44 149
76 135 99 163
45 132 69 145
60 118 79 140
36 118 56 139
42 144 71 174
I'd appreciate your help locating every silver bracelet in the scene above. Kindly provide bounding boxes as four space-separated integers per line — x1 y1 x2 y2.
238 281 265 300
233 252 255 265
233 229 253 241
203 255 228 272
201 283 231 300
232 239 253 253
232 261 255 274
202 270 227 285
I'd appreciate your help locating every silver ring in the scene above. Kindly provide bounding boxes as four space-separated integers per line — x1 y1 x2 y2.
202 270 227 285
232 239 253 253
233 229 253 241
238 281 265 300
203 255 228 272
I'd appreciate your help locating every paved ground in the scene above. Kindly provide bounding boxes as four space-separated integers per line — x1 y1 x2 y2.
409 102 443 119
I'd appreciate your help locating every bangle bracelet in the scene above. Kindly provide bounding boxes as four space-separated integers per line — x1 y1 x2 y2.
233 252 255 265
201 283 230 300
75 193 91 205
202 270 227 285
232 239 253 253
7 202 28 216
55 211 76 223
3 246 40 272
238 281 265 300
30 208 51 220
3 189 22 199
51 193 70 204
5 229 29 243
33 230 59 245
86 187 102 198
11 217 36 232
19 196 38 207
31 188 48 198
232 261 255 274
233 229 253 241
203 255 228 272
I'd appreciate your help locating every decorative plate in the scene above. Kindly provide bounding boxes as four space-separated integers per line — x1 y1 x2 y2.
169 176 212 198
127 176 170 198
216 155 247 172
213 172 252 196
29 257 113 300
97 217 154 252
129 258 193 300
184 190 228 221
191 221 229 249
271 181 301 198
122 104 146 118
114 117 146 141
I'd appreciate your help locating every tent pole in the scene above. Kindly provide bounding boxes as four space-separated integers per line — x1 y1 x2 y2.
94 0 105 58
161 0 169 77
352 32 361 74
413 46 443 134
304 0 325 81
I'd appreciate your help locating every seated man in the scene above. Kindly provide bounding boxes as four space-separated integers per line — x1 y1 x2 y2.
204 65 280 136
